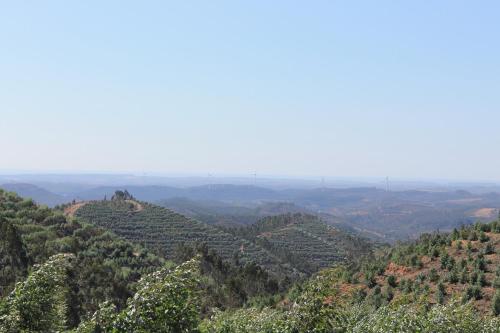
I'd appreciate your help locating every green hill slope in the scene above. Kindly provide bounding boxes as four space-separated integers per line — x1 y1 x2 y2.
75 197 373 277
318 220 500 314
223 214 373 274
74 199 301 278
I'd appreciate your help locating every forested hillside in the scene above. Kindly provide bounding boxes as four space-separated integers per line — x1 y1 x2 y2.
0 189 296 330
75 196 372 277
201 220 500 332
335 220 500 313
74 199 302 279
223 214 373 274
0 188 164 325
1 189 499 332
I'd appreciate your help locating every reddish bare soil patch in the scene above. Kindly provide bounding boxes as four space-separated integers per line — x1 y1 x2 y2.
470 208 498 218
385 262 412 276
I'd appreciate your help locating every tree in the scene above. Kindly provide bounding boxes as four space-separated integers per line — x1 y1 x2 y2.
387 275 397 287
436 282 446 304
0 219 28 295
493 290 500 316
479 231 489 243
428 268 439 283
0 253 74 332
77 257 201 333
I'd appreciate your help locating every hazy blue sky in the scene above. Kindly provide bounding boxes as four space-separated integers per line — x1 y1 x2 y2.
1 1 499 180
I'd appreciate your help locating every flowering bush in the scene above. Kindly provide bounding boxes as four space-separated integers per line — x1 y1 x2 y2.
76 257 201 333
201 292 500 333
0 253 74 332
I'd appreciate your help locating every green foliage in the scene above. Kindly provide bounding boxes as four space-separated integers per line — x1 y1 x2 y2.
428 268 439 283
200 307 292 333
0 253 74 332
387 275 397 287
0 189 164 325
2 189 500 331
436 282 446 304
493 290 500 316
463 285 482 303
78 257 201 333
351 300 500 333
479 231 489 243
0 218 28 295
202 298 500 333
173 243 285 313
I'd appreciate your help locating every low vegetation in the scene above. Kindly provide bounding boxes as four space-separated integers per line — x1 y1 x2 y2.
1 188 499 332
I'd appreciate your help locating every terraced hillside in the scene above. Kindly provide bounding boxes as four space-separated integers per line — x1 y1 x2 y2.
329 220 500 314
74 199 301 278
225 214 373 274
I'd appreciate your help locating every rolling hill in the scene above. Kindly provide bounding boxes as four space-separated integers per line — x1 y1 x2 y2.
158 197 307 226
223 214 373 274
74 198 302 278
73 195 373 277
10 181 500 241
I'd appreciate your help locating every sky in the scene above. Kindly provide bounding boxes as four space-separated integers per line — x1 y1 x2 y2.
1 1 499 181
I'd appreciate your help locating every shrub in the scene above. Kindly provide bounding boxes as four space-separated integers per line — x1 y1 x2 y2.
493 290 500 316
387 275 397 287
428 268 439 283
0 253 74 332
77 257 201 333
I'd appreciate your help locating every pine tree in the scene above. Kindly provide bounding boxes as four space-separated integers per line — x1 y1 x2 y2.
493 290 500 316
436 282 446 304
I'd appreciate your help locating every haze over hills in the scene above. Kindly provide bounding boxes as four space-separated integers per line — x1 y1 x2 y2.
3 175 499 242
158 197 307 226
0 183 67 207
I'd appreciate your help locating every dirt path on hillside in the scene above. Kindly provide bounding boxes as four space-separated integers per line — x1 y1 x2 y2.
64 202 87 217
125 200 144 212
64 199 143 217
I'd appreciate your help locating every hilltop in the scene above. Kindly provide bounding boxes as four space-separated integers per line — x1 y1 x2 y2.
73 193 373 278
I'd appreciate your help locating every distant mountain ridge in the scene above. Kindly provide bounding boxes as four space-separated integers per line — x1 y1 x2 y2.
0 183 66 207
4 182 500 241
